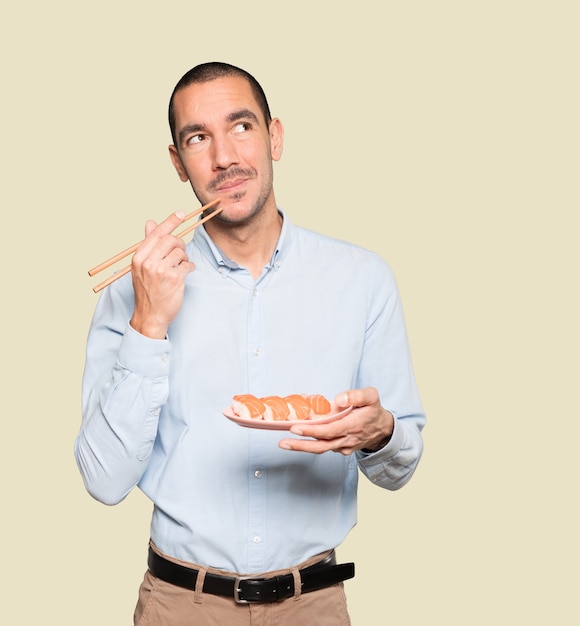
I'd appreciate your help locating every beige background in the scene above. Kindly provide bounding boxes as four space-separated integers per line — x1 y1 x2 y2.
1 1 578 624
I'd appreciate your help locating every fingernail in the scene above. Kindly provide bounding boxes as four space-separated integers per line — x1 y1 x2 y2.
279 442 292 450
175 210 185 219
337 393 349 407
291 428 303 436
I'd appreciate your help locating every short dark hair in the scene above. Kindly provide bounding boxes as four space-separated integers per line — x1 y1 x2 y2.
168 62 272 146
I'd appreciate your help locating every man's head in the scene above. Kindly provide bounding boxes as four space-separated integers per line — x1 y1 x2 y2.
167 62 283 226
168 62 272 147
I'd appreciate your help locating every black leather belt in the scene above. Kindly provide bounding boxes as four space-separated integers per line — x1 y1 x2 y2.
148 547 355 604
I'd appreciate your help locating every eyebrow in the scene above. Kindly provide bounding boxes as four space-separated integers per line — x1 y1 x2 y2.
226 108 260 125
178 108 261 146
178 123 205 145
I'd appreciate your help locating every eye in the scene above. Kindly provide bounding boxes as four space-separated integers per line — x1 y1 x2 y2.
186 133 206 145
233 122 251 133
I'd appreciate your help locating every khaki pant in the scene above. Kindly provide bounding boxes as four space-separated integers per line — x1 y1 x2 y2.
134 546 351 626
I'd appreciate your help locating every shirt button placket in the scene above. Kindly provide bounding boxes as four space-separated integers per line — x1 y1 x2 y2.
246 285 267 571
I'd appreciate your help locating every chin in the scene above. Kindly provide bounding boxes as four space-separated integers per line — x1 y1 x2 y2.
217 195 266 223
219 207 261 226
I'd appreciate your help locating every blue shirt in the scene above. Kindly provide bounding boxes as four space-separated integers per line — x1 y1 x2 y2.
75 212 425 574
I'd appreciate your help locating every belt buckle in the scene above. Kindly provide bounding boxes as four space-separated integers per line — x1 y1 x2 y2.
234 576 259 604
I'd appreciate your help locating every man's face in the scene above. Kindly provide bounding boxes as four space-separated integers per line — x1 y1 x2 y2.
169 76 283 225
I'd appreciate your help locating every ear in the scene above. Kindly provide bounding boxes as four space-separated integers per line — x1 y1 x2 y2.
168 145 190 182
269 118 284 162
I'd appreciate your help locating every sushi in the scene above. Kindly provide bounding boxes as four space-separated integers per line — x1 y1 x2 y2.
231 393 332 421
261 396 292 421
232 394 267 420
306 394 332 416
284 394 312 421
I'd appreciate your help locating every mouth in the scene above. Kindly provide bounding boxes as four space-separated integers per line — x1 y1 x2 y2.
215 177 248 193
208 167 257 196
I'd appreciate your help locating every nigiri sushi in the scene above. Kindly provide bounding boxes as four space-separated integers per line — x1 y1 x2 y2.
284 394 312 421
305 394 332 416
230 393 333 422
232 394 266 420
261 396 291 421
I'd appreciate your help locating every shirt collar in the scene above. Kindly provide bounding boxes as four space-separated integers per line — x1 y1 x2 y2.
191 208 293 275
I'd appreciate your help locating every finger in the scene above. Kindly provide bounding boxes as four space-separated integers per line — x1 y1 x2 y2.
145 219 158 237
334 392 351 409
142 210 187 244
151 210 187 237
135 229 188 271
279 435 350 455
135 211 187 261
139 244 191 277
288 419 349 440
334 387 379 409
164 246 194 271
150 233 188 262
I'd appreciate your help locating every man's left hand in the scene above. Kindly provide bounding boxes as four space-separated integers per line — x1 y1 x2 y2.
278 387 394 455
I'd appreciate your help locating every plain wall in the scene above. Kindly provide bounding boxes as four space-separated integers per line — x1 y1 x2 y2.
1 1 578 624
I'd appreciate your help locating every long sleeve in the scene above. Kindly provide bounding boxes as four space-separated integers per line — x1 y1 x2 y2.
354 253 426 490
356 413 424 490
74 280 171 505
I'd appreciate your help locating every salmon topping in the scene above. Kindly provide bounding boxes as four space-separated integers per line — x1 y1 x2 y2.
307 394 332 415
232 394 267 419
284 394 312 421
231 393 332 421
261 396 292 421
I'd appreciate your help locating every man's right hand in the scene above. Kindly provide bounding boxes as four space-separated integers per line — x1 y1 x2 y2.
129 211 195 339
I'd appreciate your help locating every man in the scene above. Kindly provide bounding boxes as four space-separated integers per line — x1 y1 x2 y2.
75 62 426 625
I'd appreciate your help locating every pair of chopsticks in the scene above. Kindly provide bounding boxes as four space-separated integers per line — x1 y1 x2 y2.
88 199 222 293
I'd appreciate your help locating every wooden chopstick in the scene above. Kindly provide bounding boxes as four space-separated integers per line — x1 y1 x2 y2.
90 199 222 293
88 198 221 277
91 265 133 294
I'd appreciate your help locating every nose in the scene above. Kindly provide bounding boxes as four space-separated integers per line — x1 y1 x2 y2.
212 134 239 170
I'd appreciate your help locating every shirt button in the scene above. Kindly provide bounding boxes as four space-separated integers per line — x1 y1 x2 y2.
252 536 262 543
161 354 169 363
252 288 258 297
254 470 263 479
253 348 261 357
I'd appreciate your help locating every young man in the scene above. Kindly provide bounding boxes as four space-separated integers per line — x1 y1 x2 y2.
75 62 426 625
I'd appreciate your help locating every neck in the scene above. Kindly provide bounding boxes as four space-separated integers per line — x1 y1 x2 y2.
205 204 283 279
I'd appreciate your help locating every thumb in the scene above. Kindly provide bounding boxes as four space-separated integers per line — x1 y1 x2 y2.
334 391 351 408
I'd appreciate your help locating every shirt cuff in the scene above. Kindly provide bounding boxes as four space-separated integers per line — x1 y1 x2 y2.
357 412 404 461
117 323 172 378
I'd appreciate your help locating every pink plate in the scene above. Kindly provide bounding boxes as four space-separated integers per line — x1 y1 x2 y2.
223 404 353 431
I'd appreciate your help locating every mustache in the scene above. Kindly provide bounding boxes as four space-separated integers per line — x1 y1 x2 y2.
207 167 256 191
